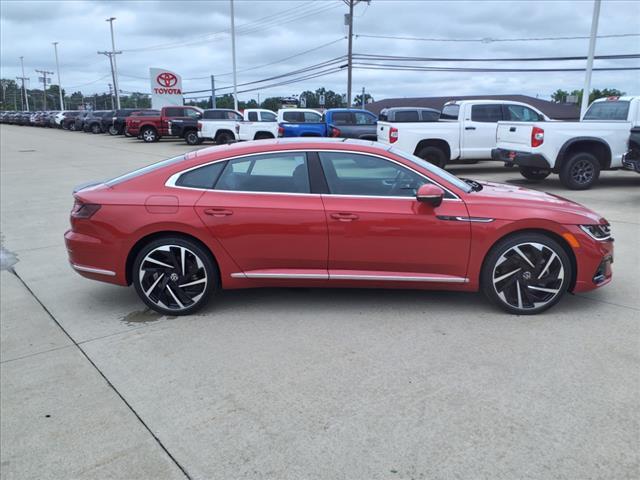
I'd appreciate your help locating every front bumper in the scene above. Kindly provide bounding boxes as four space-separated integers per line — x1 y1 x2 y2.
492 148 551 169
569 225 614 293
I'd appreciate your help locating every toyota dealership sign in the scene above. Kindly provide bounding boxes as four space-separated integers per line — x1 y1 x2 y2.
149 68 183 109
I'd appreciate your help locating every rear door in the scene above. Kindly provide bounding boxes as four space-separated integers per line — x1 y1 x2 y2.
195 151 328 278
460 104 504 159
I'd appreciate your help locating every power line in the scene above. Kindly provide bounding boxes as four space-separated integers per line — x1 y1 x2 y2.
353 63 640 73
352 53 640 62
355 32 640 43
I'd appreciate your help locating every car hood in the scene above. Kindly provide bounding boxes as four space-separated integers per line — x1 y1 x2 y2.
464 181 605 224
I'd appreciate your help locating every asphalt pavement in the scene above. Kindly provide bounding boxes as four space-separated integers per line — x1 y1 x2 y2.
1 124 638 480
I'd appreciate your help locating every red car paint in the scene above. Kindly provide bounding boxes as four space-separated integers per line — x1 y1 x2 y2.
65 139 612 301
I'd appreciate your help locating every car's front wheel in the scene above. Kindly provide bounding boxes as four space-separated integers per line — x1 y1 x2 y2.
481 233 571 315
519 166 550 181
133 237 217 315
108 125 119 135
184 130 202 145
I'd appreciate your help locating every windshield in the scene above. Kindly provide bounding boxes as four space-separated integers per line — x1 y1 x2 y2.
389 148 472 193
583 101 630 121
106 155 185 187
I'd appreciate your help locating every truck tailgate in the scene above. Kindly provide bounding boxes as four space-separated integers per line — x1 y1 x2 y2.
496 122 534 150
377 121 392 145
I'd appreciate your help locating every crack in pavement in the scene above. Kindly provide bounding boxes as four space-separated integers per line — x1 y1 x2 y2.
8 269 193 480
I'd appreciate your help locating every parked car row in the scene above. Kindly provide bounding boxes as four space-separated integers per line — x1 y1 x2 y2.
3 95 638 188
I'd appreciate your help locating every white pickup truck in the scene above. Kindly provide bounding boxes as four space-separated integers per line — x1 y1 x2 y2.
493 96 640 189
198 108 278 144
377 100 549 167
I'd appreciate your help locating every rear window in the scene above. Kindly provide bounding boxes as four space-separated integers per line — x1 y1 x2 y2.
394 111 420 122
106 155 185 187
176 162 226 189
282 111 321 123
440 105 459 120
583 101 630 121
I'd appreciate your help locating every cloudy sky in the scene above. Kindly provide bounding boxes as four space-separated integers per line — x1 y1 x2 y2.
1 0 639 103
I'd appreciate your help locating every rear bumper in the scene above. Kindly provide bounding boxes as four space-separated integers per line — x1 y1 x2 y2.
492 148 550 169
64 229 127 286
622 152 640 173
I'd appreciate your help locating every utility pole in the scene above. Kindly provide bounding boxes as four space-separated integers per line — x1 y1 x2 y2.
230 0 238 111
105 17 121 109
19 56 29 111
98 50 121 110
108 83 114 109
581 0 601 118
210 75 216 108
1 81 7 109
52 42 64 110
361 86 365 109
35 69 53 110
343 0 369 107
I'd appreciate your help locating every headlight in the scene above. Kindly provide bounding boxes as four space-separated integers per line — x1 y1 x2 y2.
580 224 612 241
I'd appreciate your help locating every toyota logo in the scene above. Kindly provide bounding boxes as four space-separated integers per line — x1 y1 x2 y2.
156 72 178 88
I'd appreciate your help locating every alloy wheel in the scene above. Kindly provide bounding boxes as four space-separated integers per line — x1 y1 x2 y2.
570 159 595 185
492 242 564 311
138 245 208 312
143 129 156 142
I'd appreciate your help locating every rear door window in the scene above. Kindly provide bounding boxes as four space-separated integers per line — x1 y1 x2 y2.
247 111 258 121
331 112 353 125
354 112 376 124
471 104 503 122
260 111 277 122
215 152 310 193
394 111 420 122
164 108 184 117
420 110 440 121
440 105 459 120
505 105 543 121
176 162 226 189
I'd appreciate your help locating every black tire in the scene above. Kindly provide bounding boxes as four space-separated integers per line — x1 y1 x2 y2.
254 132 274 140
184 130 202 145
108 125 119 135
559 152 600 190
132 237 218 316
91 123 101 134
481 232 572 315
519 166 551 181
62 123 69 130
416 146 447 168
141 126 158 143
69 123 76 131
215 131 233 145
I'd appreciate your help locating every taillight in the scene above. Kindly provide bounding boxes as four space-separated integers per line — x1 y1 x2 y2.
71 200 101 219
278 125 284 137
329 126 341 137
531 127 544 147
197 121 203 131
389 127 398 144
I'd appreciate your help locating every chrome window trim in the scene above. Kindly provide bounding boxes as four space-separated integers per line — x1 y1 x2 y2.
164 149 462 201
71 263 116 276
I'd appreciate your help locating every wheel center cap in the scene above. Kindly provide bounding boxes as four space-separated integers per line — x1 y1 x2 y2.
170 273 179 282
522 271 532 281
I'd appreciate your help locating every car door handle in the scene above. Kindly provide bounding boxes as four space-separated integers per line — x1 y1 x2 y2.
465 126 476 130
510 127 516 132
203 208 233 217
331 212 359 221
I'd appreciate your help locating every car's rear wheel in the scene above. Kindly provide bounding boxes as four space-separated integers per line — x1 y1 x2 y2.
416 146 447 168
481 233 571 315
91 123 101 134
133 237 217 316
519 166 550 181
559 152 600 190
184 130 201 145
141 126 158 143
254 132 273 140
69 123 76 131
108 125 119 135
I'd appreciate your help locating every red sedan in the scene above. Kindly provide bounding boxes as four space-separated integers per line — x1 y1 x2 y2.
65 139 613 315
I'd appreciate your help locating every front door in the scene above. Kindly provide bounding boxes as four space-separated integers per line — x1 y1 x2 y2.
318 151 471 281
195 151 328 277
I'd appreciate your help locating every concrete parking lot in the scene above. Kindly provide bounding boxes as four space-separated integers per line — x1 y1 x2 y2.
1 124 639 480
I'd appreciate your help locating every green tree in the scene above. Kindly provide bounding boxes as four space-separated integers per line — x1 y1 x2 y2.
261 97 282 111
565 88 625 106
551 89 569 103
352 92 374 108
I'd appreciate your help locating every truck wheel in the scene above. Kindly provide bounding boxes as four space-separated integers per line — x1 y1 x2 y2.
141 127 158 143
108 125 119 135
559 152 600 190
519 166 550 181
91 123 101 134
216 132 233 145
416 146 447 168
254 132 274 140
184 130 202 145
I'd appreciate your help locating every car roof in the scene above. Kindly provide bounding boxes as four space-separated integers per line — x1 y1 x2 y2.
186 137 388 161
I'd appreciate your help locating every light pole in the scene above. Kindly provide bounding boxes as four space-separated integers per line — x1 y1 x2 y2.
19 56 29 111
580 0 601 118
229 0 238 111
52 42 65 110
106 17 121 109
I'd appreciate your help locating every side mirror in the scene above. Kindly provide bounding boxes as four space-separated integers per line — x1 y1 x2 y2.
416 184 444 207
